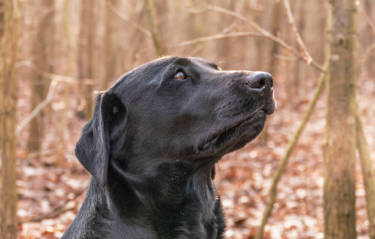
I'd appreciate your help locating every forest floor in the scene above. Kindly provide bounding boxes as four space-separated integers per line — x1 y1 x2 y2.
16 74 375 239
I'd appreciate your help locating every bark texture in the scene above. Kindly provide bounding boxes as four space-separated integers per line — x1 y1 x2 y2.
324 0 357 238
257 0 281 144
103 0 118 89
77 0 96 119
27 0 55 153
145 0 165 56
0 0 19 238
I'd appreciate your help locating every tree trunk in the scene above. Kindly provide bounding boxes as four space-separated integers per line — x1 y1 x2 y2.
253 0 268 71
215 0 233 69
0 0 19 238
27 0 55 153
266 0 281 75
292 0 306 101
54 0 74 161
257 0 281 144
102 0 118 89
324 0 357 238
185 0 205 56
145 0 165 56
77 0 96 119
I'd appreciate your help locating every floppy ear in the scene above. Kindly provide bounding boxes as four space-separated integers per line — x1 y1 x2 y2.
75 92 127 187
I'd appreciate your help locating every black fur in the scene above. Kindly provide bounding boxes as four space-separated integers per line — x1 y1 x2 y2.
62 56 275 239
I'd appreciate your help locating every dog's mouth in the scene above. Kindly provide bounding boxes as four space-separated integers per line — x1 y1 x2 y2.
198 105 271 155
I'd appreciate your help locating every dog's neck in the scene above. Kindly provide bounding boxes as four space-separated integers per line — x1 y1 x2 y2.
104 160 220 238
69 159 223 238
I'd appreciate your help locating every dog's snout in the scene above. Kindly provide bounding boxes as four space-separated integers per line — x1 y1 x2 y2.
245 72 273 91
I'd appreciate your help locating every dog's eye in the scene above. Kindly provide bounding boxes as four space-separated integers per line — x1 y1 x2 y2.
174 71 186 80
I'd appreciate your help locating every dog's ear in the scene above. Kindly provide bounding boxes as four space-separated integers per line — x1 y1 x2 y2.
75 92 127 187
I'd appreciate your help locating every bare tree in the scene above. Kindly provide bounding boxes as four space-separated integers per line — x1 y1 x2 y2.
27 0 55 153
0 0 19 238
145 0 165 56
291 0 306 100
324 0 357 238
102 0 119 89
257 0 281 144
77 0 97 119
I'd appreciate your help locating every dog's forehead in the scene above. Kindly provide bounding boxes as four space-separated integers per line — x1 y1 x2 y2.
108 56 218 95
157 56 218 71
187 57 220 70
127 57 217 80
161 56 216 70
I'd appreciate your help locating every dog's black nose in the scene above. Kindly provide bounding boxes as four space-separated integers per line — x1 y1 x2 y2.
245 72 273 92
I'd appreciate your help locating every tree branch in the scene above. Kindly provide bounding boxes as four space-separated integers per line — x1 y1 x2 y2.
16 79 58 134
204 5 325 73
361 41 375 65
106 0 151 38
20 188 86 223
255 60 329 239
355 99 375 238
15 62 90 134
281 0 312 64
178 32 263 47
361 4 375 34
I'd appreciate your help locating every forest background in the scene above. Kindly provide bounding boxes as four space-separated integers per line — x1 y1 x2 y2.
1 0 375 238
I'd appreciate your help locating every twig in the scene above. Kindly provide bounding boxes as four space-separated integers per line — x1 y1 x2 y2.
16 61 83 84
255 60 329 239
178 32 263 47
21 188 86 223
205 5 325 73
361 4 375 35
25 149 58 160
106 0 151 38
15 61 90 133
355 99 375 239
281 0 312 65
178 23 237 56
274 54 298 61
16 79 58 134
361 41 375 65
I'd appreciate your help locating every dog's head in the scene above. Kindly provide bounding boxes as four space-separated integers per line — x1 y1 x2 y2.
75 56 275 187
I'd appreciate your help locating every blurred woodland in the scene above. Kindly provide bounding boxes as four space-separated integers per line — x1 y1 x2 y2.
0 0 375 238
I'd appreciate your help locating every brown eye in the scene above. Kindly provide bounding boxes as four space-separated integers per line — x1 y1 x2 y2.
174 71 186 80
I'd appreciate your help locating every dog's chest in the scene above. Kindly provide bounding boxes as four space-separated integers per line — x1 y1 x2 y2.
104 218 218 239
105 222 158 239
103 202 219 239
150 202 219 239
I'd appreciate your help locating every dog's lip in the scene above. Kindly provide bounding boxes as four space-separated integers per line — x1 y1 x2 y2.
198 106 265 152
264 88 276 115
264 98 275 114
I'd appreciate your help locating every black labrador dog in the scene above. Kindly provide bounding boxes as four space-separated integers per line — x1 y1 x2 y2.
62 56 275 239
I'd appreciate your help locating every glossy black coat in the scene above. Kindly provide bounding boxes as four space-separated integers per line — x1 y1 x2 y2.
62 56 275 239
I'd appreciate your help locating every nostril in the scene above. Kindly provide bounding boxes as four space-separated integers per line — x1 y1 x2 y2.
249 78 265 89
246 72 272 90
260 78 265 87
